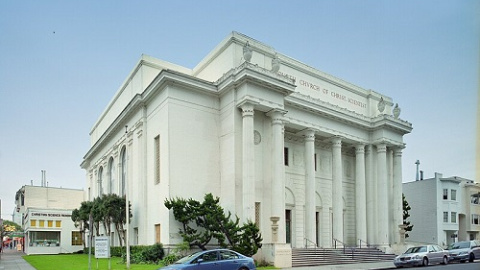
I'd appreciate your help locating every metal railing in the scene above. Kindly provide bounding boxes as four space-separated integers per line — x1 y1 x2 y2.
333 238 346 253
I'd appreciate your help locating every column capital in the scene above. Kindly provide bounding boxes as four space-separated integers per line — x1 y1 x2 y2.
240 103 255 117
330 136 342 148
376 143 387 153
355 144 365 155
299 129 315 141
266 109 287 125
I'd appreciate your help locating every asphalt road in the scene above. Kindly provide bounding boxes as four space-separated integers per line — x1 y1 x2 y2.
389 261 479 269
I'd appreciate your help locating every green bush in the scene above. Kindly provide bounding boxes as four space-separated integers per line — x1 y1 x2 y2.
161 253 178 266
83 244 164 264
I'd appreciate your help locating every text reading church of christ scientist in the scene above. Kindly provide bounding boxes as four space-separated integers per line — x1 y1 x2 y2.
81 32 412 267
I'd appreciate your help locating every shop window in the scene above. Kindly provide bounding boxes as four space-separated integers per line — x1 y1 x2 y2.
29 231 60 247
56 221 61 227
30 220 36 227
443 189 448 200
48 220 53 227
71 231 82 246
443 212 448 223
39 220 45 227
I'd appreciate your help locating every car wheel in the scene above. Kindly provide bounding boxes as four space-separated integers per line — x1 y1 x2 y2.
422 257 428 266
238 267 249 270
469 252 474 262
442 256 448 265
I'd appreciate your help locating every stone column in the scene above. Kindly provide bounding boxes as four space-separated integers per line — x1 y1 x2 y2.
241 103 255 223
355 144 367 245
393 147 404 244
267 109 287 243
376 143 389 246
365 145 376 245
304 129 316 246
331 137 344 245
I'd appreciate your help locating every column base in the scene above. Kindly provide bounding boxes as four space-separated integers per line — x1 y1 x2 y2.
256 243 292 268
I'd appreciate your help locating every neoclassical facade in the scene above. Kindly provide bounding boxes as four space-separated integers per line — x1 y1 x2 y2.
81 32 412 266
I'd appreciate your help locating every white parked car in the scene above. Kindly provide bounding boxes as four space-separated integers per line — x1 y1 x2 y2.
393 245 449 268
448 240 480 263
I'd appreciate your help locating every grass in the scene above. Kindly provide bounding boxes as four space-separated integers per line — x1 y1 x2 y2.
22 254 279 270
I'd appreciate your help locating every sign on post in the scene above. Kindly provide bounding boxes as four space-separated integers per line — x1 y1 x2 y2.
95 236 110 258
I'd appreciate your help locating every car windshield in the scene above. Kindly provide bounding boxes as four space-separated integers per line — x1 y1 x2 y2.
450 242 470 249
405 246 427 254
175 251 203 264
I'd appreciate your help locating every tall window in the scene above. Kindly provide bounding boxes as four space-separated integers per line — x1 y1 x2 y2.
255 202 261 226
155 224 161 243
472 214 479 225
472 194 480 204
120 147 127 196
108 157 115 194
451 189 457 201
443 189 448 200
98 166 103 196
443 212 448 223
154 135 160 184
284 147 289 166
451 212 457 223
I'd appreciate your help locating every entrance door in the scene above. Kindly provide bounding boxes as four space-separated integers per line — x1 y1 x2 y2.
286 210 291 244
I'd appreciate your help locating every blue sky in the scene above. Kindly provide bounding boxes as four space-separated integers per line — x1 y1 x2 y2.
0 1 478 221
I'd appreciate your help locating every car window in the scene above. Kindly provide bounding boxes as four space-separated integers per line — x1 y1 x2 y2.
220 250 240 260
419 246 427 253
192 251 218 263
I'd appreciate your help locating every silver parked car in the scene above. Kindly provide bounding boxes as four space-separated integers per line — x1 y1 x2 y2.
393 245 449 268
448 240 480 263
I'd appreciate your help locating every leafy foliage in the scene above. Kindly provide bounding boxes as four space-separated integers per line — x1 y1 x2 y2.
72 194 132 247
1 220 23 242
165 193 262 256
402 193 414 238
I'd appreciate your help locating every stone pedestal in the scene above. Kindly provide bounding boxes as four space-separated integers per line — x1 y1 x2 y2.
258 243 292 268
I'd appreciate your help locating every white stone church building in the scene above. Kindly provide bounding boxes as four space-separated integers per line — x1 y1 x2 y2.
81 32 412 266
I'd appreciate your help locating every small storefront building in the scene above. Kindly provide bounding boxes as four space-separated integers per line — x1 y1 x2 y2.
24 208 83 254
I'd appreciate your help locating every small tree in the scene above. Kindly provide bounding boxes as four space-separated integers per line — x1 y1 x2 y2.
165 193 262 257
402 193 414 238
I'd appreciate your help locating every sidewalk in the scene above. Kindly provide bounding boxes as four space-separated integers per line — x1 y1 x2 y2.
0 248 36 270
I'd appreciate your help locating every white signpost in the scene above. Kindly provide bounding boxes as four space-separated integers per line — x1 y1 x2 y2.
94 236 111 269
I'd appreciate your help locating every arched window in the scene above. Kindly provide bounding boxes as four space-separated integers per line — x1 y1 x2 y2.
98 166 103 196
108 157 115 194
120 146 127 196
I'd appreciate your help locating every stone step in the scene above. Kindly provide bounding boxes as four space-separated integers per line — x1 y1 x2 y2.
292 247 396 267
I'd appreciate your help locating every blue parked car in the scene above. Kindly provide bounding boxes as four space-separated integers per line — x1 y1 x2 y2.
157 249 256 270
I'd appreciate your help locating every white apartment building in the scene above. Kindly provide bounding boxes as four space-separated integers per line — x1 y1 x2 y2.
403 173 480 247
81 32 412 267
14 184 84 254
